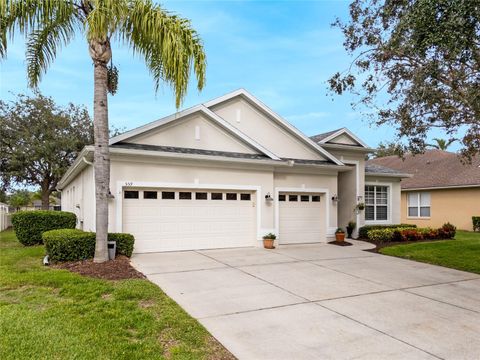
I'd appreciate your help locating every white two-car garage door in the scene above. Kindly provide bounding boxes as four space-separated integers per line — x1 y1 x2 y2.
122 189 256 253
279 192 325 244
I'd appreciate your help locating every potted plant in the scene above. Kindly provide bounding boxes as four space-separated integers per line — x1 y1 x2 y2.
335 228 345 242
262 233 276 249
356 202 365 211
346 221 356 239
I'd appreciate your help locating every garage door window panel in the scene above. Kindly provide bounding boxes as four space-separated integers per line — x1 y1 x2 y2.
162 191 175 200
226 193 237 200
289 195 298 202
240 193 251 201
143 191 157 199
124 190 139 199
211 193 223 200
179 192 192 200
195 192 208 200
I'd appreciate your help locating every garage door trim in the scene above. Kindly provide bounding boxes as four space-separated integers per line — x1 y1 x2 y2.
115 180 262 240
274 187 330 242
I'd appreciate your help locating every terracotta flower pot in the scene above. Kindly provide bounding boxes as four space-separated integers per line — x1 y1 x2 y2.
335 233 345 242
263 238 275 249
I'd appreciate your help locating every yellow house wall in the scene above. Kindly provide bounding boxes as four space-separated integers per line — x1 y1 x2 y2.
401 187 480 230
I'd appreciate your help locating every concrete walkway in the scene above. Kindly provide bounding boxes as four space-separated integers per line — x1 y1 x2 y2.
132 241 480 360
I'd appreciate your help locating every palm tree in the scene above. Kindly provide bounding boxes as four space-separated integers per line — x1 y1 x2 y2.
428 138 456 151
1 0 206 262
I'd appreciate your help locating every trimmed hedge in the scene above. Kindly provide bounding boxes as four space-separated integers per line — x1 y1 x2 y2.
43 229 135 262
11 210 77 246
358 224 417 239
473 216 480 232
366 223 456 243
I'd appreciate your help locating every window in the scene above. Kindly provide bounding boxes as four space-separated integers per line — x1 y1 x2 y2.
289 195 298 202
195 192 207 200
124 190 139 199
365 185 389 221
211 192 223 200
311 195 320 202
143 191 157 199
279 194 286 202
162 191 175 199
301 195 310 202
408 192 430 217
179 192 192 200
226 193 237 200
240 193 251 201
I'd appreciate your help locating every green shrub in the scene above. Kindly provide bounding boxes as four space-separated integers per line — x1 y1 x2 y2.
43 229 135 262
43 229 95 261
358 224 416 239
11 210 76 246
367 228 395 242
108 233 135 257
472 216 480 232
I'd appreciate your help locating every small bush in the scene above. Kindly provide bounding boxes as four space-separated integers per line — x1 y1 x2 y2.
11 210 76 246
43 229 135 262
358 224 417 239
108 233 135 257
43 229 95 261
439 222 456 239
472 216 480 232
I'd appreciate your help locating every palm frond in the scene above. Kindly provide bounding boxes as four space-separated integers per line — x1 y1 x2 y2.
1 0 78 90
26 11 77 88
119 0 206 107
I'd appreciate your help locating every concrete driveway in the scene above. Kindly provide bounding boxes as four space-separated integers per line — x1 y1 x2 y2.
132 241 480 360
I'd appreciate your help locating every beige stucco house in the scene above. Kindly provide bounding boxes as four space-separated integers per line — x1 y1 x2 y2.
367 150 480 231
58 89 408 253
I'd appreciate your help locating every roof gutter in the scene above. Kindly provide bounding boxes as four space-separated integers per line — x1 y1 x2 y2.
402 184 480 191
57 146 94 190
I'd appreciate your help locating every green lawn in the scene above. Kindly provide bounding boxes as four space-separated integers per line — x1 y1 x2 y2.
0 229 232 360
380 230 480 274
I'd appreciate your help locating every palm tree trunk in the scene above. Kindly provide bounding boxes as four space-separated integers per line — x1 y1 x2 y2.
90 39 112 263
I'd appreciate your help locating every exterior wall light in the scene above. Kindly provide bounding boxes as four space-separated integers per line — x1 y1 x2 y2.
357 195 363 202
331 194 339 202
265 192 273 201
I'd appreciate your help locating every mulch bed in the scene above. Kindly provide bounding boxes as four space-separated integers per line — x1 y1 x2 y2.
328 240 353 246
363 238 455 253
52 255 145 280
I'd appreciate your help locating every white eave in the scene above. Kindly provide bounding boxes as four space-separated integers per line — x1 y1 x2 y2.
57 146 94 190
365 171 412 179
316 127 370 149
204 89 344 166
402 184 480 191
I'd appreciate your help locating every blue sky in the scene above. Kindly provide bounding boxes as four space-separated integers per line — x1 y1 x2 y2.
0 0 450 149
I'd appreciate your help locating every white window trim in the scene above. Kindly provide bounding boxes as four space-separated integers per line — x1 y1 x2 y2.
407 192 431 219
115 181 262 243
364 182 392 225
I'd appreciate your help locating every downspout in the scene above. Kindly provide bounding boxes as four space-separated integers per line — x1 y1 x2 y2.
82 156 94 166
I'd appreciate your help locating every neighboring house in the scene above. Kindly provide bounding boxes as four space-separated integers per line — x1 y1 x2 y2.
58 89 408 253
19 199 61 211
367 150 480 230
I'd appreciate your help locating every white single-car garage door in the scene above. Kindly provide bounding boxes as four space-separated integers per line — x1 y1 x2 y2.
123 188 256 253
279 192 325 244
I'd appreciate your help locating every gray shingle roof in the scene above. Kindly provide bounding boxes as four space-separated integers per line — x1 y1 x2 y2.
310 129 342 143
112 142 271 160
367 150 480 189
365 163 407 175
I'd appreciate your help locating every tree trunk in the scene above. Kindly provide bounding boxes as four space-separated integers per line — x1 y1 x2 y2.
90 39 112 263
41 191 50 210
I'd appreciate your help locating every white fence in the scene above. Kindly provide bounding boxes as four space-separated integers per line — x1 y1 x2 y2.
0 203 11 231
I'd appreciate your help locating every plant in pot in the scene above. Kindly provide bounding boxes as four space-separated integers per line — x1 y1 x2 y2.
262 233 276 249
356 202 365 211
346 221 356 239
335 228 346 242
